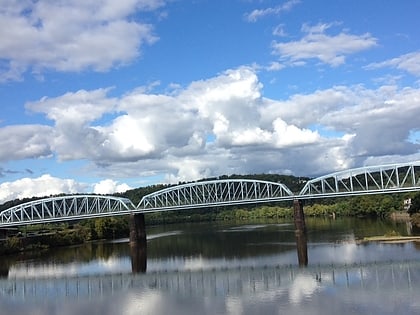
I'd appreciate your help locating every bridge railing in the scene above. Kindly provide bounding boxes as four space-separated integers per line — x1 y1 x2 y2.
299 161 420 198
0 195 136 227
138 179 295 210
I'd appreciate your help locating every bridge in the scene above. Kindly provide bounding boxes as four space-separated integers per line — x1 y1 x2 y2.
0 161 419 227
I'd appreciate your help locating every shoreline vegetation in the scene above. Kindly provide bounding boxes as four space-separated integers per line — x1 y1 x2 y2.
1 173 419 255
0 204 418 255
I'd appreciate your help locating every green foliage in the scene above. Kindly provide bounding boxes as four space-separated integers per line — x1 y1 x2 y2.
3 236 23 253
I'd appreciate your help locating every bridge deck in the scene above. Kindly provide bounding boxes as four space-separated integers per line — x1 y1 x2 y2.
0 161 419 227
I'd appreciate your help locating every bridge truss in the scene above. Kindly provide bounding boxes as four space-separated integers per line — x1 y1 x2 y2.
0 195 136 228
0 162 419 227
299 161 420 198
137 179 294 211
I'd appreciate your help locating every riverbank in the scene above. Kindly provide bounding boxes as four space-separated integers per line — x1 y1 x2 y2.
0 229 90 255
361 235 420 244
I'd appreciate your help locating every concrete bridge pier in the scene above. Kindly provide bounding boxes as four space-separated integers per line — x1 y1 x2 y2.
129 213 147 244
293 199 308 266
129 213 147 273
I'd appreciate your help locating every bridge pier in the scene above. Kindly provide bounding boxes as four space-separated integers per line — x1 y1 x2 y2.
129 213 147 273
129 213 147 245
293 199 308 266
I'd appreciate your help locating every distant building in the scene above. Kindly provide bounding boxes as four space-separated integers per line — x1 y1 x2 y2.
403 198 412 211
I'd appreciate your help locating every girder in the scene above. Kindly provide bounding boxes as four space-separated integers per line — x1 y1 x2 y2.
137 179 295 211
0 195 136 227
1 162 420 227
299 161 420 198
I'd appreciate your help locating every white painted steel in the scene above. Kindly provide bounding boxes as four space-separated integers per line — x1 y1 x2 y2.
1 162 420 227
137 179 295 211
299 161 420 198
0 195 136 227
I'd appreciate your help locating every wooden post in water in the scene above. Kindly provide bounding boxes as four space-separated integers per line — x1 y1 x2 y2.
293 199 308 266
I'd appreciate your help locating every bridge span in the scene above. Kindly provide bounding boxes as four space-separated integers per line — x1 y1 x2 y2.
0 161 419 228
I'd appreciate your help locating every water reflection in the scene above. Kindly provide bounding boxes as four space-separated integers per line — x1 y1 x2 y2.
2 219 420 314
130 242 147 273
1 262 419 315
5 220 420 279
295 230 308 266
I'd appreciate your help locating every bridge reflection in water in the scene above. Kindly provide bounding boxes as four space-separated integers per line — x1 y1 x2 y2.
130 227 307 273
1 261 419 301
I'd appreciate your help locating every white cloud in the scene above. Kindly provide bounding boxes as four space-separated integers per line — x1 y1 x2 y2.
266 61 285 71
365 51 420 76
0 175 132 204
245 0 300 22
0 0 164 82
273 24 288 37
26 88 117 161
0 174 86 204
2 67 420 188
272 118 320 147
27 88 117 124
0 125 53 161
272 23 377 66
93 179 131 194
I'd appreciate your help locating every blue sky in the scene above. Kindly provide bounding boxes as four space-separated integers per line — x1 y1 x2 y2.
0 0 419 203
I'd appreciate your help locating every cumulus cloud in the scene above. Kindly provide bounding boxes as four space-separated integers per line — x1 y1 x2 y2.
365 51 420 76
1 67 420 188
272 23 377 66
0 125 53 161
0 175 132 204
26 88 117 161
0 0 164 81
93 179 131 194
0 174 87 204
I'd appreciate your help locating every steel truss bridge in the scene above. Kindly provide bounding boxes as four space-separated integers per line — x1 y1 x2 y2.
1 161 420 227
1 262 419 301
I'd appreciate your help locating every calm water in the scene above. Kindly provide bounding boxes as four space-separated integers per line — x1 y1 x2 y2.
1 217 420 314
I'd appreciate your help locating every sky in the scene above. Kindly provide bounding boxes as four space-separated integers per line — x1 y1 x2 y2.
0 0 419 204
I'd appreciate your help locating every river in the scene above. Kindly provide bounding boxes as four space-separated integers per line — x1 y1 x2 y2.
1 217 420 314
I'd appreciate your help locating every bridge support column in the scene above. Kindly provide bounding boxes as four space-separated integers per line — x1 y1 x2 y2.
129 213 147 245
293 199 308 266
129 213 147 273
